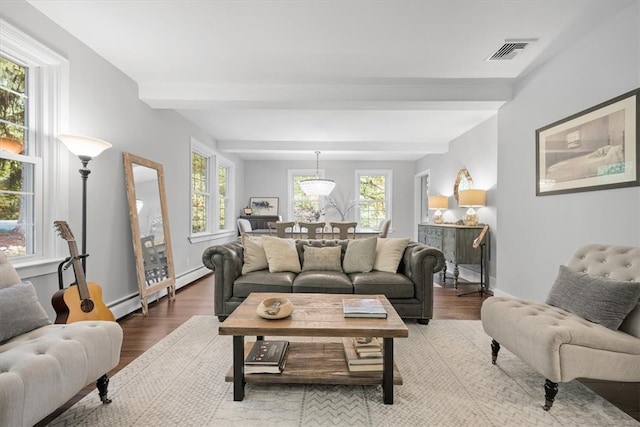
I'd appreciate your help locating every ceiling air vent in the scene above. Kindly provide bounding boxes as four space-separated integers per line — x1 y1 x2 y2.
486 39 537 61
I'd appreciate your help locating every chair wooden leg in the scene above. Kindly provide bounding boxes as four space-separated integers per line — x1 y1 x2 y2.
543 379 558 411
97 373 112 404
491 339 500 365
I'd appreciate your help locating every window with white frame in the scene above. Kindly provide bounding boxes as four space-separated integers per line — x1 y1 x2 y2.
190 138 234 240
288 170 324 222
0 20 68 263
356 170 391 229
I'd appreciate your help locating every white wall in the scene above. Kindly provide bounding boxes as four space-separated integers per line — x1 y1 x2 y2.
243 159 417 238
2 1 244 319
415 115 498 285
496 1 640 300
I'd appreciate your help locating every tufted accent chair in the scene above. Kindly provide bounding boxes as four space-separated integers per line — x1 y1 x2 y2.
0 251 123 427
481 244 640 411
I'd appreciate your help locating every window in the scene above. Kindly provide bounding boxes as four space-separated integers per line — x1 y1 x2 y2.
0 20 68 266
288 170 324 222
218 163 229 229
190 138 234 242
191 150 209 234
356 170 391 229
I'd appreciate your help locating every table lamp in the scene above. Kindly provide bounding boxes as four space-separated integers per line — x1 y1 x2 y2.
428 195 448 224
458 189 486 226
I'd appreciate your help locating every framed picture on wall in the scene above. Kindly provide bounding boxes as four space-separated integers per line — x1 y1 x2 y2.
249 197 279 215
535 88 639 196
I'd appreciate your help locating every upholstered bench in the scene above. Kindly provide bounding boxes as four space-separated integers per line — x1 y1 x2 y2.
481 244 640 410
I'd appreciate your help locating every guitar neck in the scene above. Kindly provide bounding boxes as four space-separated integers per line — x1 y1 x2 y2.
67 239 91 301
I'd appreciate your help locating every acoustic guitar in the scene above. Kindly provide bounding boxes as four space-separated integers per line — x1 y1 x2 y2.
51 220 115 323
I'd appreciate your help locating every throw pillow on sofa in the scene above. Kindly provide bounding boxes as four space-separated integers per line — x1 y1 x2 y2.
302 245 343 271
262 236 302 273
0 281 51 342
242 235 269 274
546 265 640 330
343 237 377 273
373 238 410 273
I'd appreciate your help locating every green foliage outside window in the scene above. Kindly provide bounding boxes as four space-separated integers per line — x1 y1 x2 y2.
191 152 208 233
0 56 29 256
359 175 386 229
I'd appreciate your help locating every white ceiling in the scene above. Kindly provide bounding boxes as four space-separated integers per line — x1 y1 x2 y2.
27 0 634 161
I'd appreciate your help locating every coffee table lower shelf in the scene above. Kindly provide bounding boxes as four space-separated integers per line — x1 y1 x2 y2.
225 341 403 386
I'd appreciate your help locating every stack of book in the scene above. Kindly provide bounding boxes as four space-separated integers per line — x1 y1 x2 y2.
342 298 387 318
244 340 290 374
342 337 383 372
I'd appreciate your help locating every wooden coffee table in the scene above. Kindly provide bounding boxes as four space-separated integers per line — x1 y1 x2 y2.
218 292 409 404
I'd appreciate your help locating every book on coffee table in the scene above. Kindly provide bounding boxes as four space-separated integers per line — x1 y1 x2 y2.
244 340 290 374
342 298 387 318
353 337 382 357
342 338 383 372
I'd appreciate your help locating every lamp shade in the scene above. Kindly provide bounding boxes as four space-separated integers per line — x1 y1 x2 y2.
57 134 112 158
300 178 336 196
428 195 448 210
458 189 486 207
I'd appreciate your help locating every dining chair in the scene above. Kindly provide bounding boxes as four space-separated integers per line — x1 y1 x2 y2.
274 221 296 238
378 219 391 238
237 218 252 235
298 221 325 239
330 222 357 239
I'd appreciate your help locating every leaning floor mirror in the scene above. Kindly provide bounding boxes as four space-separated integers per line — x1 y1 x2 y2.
123 152 176 315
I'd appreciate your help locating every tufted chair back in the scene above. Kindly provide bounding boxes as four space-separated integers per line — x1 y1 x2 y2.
566 244 640 338
0 250 21 289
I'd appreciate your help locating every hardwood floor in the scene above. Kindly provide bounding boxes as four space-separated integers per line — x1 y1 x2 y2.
38 274 639 425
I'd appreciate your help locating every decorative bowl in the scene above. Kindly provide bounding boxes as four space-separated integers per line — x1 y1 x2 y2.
256 297 294 320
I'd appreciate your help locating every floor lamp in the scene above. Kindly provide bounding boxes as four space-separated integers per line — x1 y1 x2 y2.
57 134 112 274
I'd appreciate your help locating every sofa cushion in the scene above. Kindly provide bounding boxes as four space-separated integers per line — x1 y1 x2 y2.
293 271 353 293
343 237 377 273
302 245 343 272
0 282 51 343
351 271 415 298
262 236 302 273
234 270 295 297
373 238 410 273
546 265 640 330
241 235 269 274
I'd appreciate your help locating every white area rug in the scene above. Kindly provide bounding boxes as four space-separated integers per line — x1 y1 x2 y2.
49 316 638 426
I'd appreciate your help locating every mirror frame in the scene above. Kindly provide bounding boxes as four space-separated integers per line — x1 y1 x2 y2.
123 152 176 315
453 168 474 202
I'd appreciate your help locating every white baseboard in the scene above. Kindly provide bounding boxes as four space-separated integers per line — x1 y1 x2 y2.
110 266 210 320
491 288 515 298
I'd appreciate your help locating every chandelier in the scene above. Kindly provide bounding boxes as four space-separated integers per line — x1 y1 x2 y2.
300 151 335 196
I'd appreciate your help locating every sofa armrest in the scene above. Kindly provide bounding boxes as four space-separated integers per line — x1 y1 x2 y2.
202 241 243 316
401 242 445 303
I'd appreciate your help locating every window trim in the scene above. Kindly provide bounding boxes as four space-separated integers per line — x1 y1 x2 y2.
188 137 235 243
1 19 70 275
354 169 392 230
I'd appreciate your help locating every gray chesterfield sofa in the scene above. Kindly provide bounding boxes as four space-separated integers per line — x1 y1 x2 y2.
482 244 640 411
202 238 445 324
0 251 123 427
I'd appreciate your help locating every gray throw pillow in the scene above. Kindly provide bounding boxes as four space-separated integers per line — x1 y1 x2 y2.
302 245 343 272
546 265 640 330
0 282 51 342
342 237 377 273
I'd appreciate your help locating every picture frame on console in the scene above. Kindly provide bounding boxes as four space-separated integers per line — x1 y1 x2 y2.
536 88 639 196
250 197 279 215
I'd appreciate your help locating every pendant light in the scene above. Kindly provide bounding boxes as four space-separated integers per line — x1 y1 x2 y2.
300 151 335 196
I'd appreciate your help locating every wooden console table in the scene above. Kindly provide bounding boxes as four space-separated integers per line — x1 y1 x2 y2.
418 223 489 287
